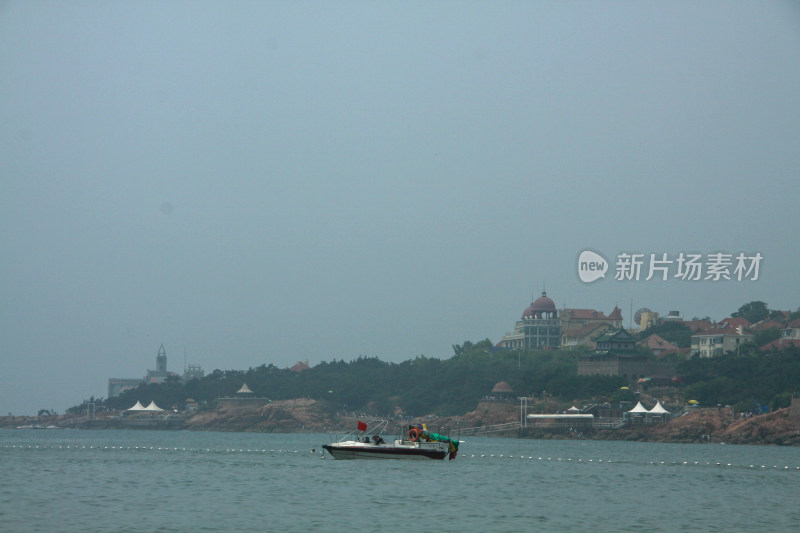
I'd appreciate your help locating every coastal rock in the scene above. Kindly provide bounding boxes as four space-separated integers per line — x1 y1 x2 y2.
185 398 338 433
718 408 800 445
604 407 800 445
4 401 799 446
454 399 518 428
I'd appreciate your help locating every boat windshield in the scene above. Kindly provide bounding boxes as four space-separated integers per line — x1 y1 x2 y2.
333 419 390 443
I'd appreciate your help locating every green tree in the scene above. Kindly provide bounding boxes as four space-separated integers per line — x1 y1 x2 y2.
770 392 792 411
452 338 494 357
452 341 473 357
753 327 782 347
768 309 788 323
611 387 636 403
677 346 800 407
732 301 769 324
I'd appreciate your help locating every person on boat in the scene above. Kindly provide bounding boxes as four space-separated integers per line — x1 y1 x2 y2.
372 435 384 445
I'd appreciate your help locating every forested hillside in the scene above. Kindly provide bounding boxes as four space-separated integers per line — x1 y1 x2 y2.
75 341 800 418
89 340 623 416
677 346 800 411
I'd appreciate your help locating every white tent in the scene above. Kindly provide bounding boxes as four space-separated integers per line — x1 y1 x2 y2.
567 405 580 412
144 401 164 412
237 383 254 394
628 401 648 413
648 401 670 414
127 400 146 411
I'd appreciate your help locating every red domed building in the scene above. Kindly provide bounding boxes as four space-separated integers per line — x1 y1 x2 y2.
500 291 562 350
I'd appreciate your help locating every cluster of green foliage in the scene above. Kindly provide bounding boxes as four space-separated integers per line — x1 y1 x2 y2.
678 345 800 411
732 301 771 324
733 300 800 326
751 328 783 347
731 300 797 325
76 340 624 417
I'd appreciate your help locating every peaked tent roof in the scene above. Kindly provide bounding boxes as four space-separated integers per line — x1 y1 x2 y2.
648 401 670 414
237 383 254 394
144 401 164 412
628 401 649 413
127 400 146 411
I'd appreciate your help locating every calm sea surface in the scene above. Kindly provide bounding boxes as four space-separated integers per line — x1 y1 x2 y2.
2 428 799 532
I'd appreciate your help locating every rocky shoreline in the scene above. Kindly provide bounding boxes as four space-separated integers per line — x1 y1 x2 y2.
599 407 800 446
3 400 799 446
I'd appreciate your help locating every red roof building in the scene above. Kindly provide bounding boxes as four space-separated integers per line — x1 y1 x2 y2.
522 292 557 319
760 338 800 351
691 324 753 358
561 307 623 332
683 319 714 332
289 361 310 372
561 322 615 349
500 291 561 350
782 320 800 340
716 317 751 330
499 289 624 350
750 320 786 332
637 334 680 358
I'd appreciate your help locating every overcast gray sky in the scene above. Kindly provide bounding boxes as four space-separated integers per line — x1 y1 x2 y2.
2 1 799 415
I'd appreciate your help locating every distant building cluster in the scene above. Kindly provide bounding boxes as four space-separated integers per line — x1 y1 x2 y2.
576 327 675 382
499 289 798 357
497 288 799 383
107 344 205 398
498 291 623 351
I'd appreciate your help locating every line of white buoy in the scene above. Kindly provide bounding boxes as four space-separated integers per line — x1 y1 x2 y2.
457 453 800 470
0 444 310 454
3 444 799 470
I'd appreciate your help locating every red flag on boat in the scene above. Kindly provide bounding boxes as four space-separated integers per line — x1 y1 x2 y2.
357 421 367 432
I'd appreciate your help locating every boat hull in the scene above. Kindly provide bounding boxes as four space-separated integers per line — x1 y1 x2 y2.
322 442 448 460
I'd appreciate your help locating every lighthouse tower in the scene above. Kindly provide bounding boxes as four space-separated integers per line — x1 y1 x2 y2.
156 344 167 373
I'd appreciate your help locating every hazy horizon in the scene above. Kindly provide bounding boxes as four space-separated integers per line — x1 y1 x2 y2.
2 1 799 415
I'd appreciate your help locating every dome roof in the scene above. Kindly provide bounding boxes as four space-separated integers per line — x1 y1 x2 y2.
522 291 556 318
492 381 513 393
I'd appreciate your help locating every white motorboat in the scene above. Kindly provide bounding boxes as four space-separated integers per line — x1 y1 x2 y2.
323 420 460 460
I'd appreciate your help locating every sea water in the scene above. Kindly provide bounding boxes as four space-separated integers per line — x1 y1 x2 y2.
1 429 799 532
